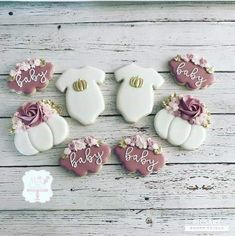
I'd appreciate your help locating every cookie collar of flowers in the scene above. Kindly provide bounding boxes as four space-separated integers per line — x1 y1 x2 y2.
63 137 102 156
162 93 211 128
173 54 214 74
11 100 61 133
118 135 162 155
8 58 47 81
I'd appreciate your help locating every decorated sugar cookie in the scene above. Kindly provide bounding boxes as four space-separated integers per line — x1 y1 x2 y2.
115 63 164 123
12 100 69 155
7 58 54 95
114 135 166 176
60 137 111 176
56 66 105 125
169 54 215 89
154 94 211 150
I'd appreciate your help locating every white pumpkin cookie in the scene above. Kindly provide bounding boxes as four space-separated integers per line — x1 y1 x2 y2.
11 100 69 155
115 63 164 123
154 94 211 150
56 66 105 125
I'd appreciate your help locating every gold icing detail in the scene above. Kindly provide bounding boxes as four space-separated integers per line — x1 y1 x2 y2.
154 147 162 155
129 76 144 88
40 59 46 67
73 79 88 92
7 76 15 81
41 99 63 115
118 139 127 148
206 66 214 74
174 55 181 62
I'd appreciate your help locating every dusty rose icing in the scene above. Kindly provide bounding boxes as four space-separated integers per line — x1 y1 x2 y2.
12 100 57 132
178 96 203 122
163 94 210 127
169 54 215 89
7 59 54 94
60 137 111 176
17 102 44 127
114 135 165 176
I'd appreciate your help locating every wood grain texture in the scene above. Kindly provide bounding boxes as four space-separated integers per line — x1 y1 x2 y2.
0 209 234 236
0 165 235 210
1 2 235 25
1 115 234 166
1 22 235 73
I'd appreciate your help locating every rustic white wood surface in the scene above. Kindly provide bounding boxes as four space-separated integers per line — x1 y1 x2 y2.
0 2 235 236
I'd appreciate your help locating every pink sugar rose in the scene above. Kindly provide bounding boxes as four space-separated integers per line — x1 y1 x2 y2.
17 102 45 128
178 95 204 123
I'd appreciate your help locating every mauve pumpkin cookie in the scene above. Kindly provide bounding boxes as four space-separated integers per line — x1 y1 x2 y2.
7 58 54 95
114 135 166 176
169 54 215 89
60 137 111 176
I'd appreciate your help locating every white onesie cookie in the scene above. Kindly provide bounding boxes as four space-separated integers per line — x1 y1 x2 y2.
115 63 164 123
56 66 105 125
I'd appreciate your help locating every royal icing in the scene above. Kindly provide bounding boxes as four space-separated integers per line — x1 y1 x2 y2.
169 54 215 89
12 100 69 155
115 63 164 123
154 94 210 150
114 135 166 176
60 137 111 176
56 66 105 125
7 58 54 94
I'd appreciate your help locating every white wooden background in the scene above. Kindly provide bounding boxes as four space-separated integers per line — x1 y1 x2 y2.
0 2 235 236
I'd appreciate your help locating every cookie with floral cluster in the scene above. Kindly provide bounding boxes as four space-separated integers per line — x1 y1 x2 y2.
114 135 166 176
7 58 54 95
60 137 111 176
12 100 69 155
169 54 215 89
154 94 211 150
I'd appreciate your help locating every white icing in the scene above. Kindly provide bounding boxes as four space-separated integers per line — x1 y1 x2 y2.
56 66 105 125
154 108 207 150
181 125 206 150
69 148 104 168
14 114 68 155
176 62 207 88
27 122 53 151
154 109 174 139
168 117 192 146
46 114 69 145
14 130 39 156
15 68 48 88
124 146 158 172
115 63 164 123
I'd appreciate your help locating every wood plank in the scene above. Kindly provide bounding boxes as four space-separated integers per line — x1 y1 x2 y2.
0 209 234 236
2 2 235 25
1 22 235 73
0 73 234 117
1 114 234 166
0 164 234 210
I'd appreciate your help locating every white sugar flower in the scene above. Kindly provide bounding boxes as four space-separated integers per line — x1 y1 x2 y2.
20 61 30 71
135 135 147 149
64 148 71 155
73 139 86 150
34 59 41 66
10 70 17 77
124 137 132 145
